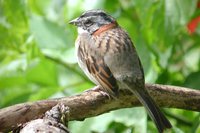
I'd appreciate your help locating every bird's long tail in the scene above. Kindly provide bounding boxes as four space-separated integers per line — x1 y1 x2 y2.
127 83 172 133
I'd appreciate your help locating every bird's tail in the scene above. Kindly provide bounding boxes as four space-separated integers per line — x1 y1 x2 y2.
128 84 172 133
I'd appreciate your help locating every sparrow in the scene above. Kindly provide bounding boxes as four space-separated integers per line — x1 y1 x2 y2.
69 9 172 133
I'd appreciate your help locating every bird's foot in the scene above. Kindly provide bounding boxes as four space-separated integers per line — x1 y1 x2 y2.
84 85 111 99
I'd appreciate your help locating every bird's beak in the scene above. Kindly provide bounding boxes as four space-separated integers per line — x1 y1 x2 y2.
69 17 80 26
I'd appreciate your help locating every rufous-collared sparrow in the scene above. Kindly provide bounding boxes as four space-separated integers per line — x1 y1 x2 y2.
69 9 172 133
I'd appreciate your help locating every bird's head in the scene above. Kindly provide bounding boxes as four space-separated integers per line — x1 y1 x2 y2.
69 9 117 35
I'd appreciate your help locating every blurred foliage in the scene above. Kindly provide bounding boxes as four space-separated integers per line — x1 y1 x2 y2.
0 0 200 132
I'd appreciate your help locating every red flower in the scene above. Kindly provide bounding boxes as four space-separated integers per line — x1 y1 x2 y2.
187 16 200 34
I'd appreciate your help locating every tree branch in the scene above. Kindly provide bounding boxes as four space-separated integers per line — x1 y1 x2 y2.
0 84 200 132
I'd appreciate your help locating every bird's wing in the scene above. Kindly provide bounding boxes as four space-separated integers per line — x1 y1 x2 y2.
86 56 118 96
77 42 118 96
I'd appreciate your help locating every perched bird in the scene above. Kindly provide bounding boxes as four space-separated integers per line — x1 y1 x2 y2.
69 9 172 133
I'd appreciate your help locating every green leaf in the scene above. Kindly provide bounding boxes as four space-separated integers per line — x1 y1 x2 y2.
28 86 62 101
28 0 52 16
184 71 200 90
0 76 27 89
30 15 70 50
165 0 197 28
69 108 147 133
0 87 33 107
26 58 58 86
113 108 147 133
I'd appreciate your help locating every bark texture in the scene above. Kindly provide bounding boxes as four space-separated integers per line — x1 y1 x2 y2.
0 84 200 132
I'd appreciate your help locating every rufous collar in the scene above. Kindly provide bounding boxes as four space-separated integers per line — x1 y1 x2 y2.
93 21 118 36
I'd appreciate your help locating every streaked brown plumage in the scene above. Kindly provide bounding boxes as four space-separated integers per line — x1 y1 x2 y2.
70 9 172 133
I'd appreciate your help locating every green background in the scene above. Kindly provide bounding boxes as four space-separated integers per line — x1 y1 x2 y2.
0 0 200 132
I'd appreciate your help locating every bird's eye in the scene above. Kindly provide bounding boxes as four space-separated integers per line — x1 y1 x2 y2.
84 20 93 27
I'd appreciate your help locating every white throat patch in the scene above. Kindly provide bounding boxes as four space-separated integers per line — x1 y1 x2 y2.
78 27 89 34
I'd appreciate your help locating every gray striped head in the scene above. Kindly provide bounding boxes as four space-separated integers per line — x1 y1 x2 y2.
69 9 116 34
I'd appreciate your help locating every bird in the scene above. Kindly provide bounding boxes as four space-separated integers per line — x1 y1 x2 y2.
69 9 172 133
